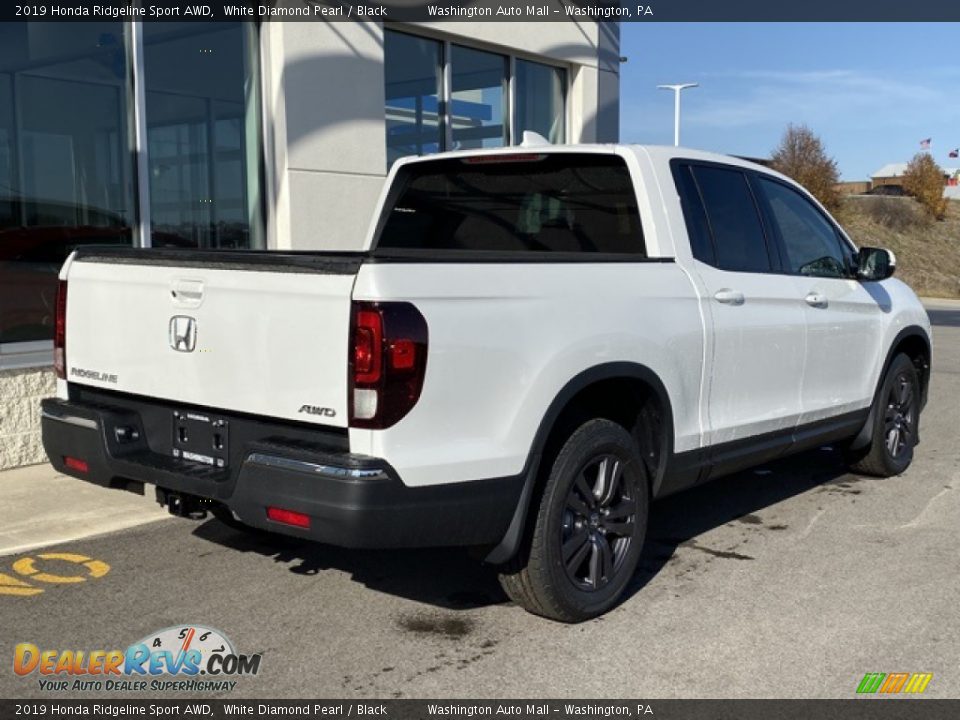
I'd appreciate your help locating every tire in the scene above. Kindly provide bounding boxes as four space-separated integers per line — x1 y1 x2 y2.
498 418 649 622
847 353 921 477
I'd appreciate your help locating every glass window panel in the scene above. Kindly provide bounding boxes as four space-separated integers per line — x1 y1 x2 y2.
673 164 716 266
757 177 851 278
450 45 507 151
378 154 645 255
0 22 133 344
384 31 443 167
0 75 14 230
515 60 566 144
143 23 262 249
692 166 772 273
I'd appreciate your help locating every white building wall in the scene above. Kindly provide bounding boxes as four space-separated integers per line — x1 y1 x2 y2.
264 19 620 251
261 21 389 252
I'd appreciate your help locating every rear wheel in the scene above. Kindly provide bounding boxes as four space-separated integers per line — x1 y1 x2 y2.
498 418 649 622
847 353 920 477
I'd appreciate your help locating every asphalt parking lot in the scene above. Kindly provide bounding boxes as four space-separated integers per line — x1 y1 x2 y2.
3 306 958 700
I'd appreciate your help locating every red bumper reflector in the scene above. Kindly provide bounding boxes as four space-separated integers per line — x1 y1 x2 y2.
266 506 311 529
64 456 88 474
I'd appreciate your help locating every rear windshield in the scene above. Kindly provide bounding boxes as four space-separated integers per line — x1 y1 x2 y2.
376 154 646 256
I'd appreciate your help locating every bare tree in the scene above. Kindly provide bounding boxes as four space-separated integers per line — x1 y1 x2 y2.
770 124 841 212
902 152 948 220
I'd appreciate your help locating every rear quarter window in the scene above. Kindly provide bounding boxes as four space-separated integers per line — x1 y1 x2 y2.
376 154 646 256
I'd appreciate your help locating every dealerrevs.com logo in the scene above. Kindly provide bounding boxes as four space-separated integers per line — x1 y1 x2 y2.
14 625 261 693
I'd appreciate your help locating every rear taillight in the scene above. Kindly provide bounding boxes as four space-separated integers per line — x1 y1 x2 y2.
349 301 428 429
54 280 67 380
353 309 383 384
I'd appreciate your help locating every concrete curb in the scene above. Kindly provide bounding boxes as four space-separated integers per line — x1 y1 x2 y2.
921 296 960 308
0 463 169 557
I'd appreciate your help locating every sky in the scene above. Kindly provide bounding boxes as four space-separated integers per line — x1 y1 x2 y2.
619 23 960 180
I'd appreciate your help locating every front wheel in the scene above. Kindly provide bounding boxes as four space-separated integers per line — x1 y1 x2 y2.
498 418 649 622
847 353 921 477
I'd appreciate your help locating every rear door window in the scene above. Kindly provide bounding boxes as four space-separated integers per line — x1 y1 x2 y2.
690 165 773 273
376 154 646 256
672 163 716 266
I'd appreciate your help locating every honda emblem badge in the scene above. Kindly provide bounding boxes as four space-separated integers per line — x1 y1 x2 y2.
169 316 197 352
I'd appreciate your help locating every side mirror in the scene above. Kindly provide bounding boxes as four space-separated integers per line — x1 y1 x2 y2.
856 247 896 282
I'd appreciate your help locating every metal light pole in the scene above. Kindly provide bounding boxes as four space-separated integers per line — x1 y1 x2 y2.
657 83 699 147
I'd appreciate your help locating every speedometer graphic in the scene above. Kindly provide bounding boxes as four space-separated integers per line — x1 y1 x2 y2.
131 624 235 674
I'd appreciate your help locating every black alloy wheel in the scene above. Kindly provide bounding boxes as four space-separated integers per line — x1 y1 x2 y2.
884 370 916 460
561 454 637 591
847 353 921 477
497 418 649 622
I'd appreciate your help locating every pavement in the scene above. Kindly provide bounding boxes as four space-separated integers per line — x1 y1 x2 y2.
923 295 960 327
0 464 167 557
1 301 958 699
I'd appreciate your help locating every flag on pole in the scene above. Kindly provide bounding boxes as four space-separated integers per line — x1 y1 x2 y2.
949 149 959 158
920 138 932 149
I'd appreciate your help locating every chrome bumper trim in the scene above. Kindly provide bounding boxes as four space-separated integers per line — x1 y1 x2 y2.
41 409 98 430
246 452 388 481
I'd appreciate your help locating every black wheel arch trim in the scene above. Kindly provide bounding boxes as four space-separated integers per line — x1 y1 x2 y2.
484 361 675 564
849 325 931 452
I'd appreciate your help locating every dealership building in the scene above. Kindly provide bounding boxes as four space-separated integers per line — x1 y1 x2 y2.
0 19 621 469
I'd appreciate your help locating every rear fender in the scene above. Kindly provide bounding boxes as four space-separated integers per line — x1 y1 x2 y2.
484 362 673 564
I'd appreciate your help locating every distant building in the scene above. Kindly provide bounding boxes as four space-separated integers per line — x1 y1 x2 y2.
836 181 871 196
870 163 909 195
869 162 960 197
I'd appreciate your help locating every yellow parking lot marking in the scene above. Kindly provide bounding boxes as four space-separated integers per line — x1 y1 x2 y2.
0 573 43 597
1 552 111 595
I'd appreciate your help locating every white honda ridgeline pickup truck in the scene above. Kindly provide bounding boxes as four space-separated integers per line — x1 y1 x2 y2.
43 144 931 622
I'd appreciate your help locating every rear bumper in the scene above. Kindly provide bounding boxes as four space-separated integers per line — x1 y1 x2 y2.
41 395 520 549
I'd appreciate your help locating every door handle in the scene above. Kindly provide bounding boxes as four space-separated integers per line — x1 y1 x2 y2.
713 289 745 305
805 292 828 308
170 279 204 308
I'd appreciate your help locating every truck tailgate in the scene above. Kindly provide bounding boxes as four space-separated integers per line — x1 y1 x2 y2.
63 251 359 428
